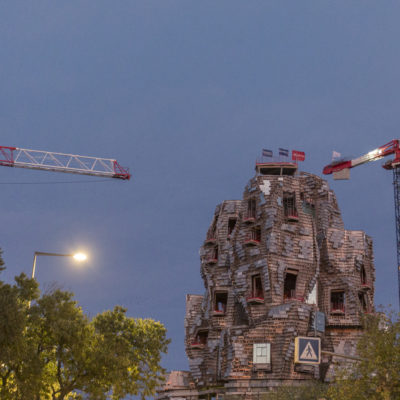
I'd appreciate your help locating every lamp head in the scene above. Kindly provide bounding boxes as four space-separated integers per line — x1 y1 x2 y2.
73 253 87 262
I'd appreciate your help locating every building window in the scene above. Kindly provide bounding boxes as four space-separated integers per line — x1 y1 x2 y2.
283 192 298 221
206 246 218 264
331 290 345 313
214 292 228 314
253 343 271 364
360 266 367 285
246 198 256 220
212 246 218 261
245 226 261 245
251 275 263 299
228 218 237 236
252 226 261 242
196 330 208 345
358 292 368 313
284 271 297 300
192 330 208 348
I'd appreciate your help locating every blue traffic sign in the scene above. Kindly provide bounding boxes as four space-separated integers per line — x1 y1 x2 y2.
294 336 321 364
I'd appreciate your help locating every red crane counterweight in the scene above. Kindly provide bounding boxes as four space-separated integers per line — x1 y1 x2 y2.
0 146 130 180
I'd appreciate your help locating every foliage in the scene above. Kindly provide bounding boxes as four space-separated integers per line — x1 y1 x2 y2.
328 311 400 400
0 262 169 400
261 381 329 400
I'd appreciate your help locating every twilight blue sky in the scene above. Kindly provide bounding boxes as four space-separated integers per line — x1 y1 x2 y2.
1 1 400 372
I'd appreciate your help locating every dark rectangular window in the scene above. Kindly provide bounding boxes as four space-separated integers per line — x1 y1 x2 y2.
358 292 368 312
245 226 261 246
360 266 367 285
215 292 228 313
253 226 261 242
212 246 218 261
283 192 298 220
228 218 237 236
247 198 256 219
252 275 264 299
196 330 208 345
331 291 345 313
284 272 297 300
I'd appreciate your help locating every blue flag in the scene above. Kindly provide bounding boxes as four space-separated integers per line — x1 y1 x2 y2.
279 148 289 157
262 149 273 157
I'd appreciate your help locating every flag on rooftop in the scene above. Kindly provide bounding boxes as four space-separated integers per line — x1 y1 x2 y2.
332 151 341 160
279 148 289 157
262 149 273 157
292 150 305 161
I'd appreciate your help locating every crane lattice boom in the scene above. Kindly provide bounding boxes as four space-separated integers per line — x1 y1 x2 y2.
0 146 130 180
323 139 400 307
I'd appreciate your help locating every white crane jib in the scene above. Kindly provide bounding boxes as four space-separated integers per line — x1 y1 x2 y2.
0 146 130 180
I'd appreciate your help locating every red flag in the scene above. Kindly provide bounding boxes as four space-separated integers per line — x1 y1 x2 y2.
292 150 305 161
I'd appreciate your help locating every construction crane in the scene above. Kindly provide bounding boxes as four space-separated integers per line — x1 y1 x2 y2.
0 146 130 180
323 139 400 306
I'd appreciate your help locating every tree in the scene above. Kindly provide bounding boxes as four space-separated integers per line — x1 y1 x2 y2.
328 311 400 400
0 256 170 400
259 381 329 400
0 272 40 399
90 307 169 399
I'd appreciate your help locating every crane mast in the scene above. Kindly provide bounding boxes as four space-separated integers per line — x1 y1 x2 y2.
392 167 400 308
323 139 400 307
0 146 130 180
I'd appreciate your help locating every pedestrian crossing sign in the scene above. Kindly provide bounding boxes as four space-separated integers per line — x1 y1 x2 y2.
294 336 321 364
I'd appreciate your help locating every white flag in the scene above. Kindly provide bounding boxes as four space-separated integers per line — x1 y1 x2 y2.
332 151 341 161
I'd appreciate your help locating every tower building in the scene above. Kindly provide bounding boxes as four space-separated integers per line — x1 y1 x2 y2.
158 160 375 400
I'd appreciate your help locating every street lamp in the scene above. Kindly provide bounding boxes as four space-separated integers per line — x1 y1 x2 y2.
28 251 87 308
31 251 88 279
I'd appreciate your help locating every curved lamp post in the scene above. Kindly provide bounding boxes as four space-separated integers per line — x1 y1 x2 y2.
28 251 87 308
31 251 87 279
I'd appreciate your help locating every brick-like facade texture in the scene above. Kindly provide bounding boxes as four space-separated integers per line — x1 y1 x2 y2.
181 168 375 397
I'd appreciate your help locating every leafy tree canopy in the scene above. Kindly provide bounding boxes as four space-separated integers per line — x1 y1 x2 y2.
0 258 169 400
262 381 329 400
328 311 400 400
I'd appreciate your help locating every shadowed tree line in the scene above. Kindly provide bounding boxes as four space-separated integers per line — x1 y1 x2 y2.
0 250 170 400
